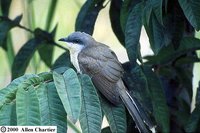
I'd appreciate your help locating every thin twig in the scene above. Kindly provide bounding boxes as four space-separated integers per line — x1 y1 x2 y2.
54 43 68 51
17 24 34 34
0 16 34 34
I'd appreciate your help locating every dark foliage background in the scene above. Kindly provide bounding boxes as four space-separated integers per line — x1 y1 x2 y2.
0 0 200 133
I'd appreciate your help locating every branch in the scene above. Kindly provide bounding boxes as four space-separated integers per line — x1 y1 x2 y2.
17 24 34 34
53 43 68 51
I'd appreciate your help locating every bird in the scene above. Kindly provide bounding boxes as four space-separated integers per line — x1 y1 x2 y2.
59 32 155 133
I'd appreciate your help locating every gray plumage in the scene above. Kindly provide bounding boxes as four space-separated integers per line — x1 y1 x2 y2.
59 32 155 133
78 43 123 105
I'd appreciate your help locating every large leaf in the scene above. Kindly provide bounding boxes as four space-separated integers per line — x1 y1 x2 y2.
150 0 163 24
144 13 171 54
79 74 102 133
100 96 127 133
167 1 185 49
52 51 73 70
38 26 58 68
101 127 112 133
175 66 193 101
122 63 152 113
53 68 81 123
0 0 12 16
184 106 200 132
109 0 125 45
36 82 67 132
36 83 51 125
196 81 200 106
143 0 153 27
0 15 22 50
184 82 200 132
11 38 41 79
0 74 38 108
0 102 16 125
125 2 143 67
143 66 169 133
6 33 15 68
174 56 200 66
75 0 105 35
11 28 56 79
38 44 54 67
145 37 200 65
35 28 55 68
178 0 200 30
16 85 41 125
45 0 58 31
120 0 140 32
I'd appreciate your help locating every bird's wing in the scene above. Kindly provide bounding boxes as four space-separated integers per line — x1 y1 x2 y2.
78 44 124 105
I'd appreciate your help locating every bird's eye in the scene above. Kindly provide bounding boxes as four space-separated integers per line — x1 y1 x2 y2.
75 39 79 43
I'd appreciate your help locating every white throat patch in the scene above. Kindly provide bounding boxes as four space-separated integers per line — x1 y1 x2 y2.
66 42 84 73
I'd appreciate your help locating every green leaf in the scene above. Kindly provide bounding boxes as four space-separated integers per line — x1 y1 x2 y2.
178 0 200 30
175 56 200 66
52 51 73 70
100 96 127 133
182 82 200 132
122 63 152 113
101 127 112 133
11 38 41 79
0 102 17 125
120 0 138 32
175 66 193 100
150 0 163 24
143 66 169 133
38 44 54 67
0 0 12 16
35 28 56 68
45 0 58 31
125 2 143 67
0 15 22 50
38 26 58 68
0 74 38 108
53 68 81 123
11 29 54 79
144 13 171 54
16 85 41 125
36 83 51 125
6 33 15 68
195 81 200 106
168 6 185 49
143 1 153 26
36 82 68 133
184 106 200 132
75 0 105 35
37 72 53 82
109 0 125 45
79 74 102 133
145 37 200 65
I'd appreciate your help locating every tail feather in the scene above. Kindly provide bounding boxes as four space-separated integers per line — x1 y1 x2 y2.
117 80 156 133
132 96 156 133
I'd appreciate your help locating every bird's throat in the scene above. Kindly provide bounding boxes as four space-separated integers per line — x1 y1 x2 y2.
70 50 81 73
68 43 84 73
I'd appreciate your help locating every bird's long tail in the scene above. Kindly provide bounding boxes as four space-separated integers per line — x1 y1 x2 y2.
117 80 156 133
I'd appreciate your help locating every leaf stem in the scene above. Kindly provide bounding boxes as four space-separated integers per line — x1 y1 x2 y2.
17 24 34 34
53 43 68 51
67 119 81 133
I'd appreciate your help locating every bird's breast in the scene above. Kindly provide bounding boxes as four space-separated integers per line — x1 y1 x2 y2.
70 50 82 73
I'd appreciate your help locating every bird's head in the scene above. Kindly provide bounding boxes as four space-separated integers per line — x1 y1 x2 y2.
59 32 95 52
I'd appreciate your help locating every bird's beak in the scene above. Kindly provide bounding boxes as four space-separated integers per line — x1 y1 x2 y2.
58 38 67 42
